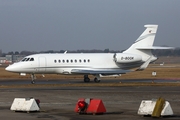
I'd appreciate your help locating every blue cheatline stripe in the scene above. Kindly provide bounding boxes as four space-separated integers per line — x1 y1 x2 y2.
135 33 155 43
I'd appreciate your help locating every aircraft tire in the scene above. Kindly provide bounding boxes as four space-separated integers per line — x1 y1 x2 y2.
31 81 35 84
94 78 100 83
84 75 90 82
84 78 90 82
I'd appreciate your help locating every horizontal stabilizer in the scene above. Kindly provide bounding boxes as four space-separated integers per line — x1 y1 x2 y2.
136 46 175 50
71 69 132 75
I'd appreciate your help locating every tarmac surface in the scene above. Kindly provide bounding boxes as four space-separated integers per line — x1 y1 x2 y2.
0 79 180 120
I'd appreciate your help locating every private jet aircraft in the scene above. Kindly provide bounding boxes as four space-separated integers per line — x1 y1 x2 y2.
5 25 173 84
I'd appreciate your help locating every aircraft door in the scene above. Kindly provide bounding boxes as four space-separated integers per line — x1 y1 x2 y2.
38 57 46 72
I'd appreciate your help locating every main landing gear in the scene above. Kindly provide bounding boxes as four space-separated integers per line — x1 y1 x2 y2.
83 75 101 83
84 75 90 82
94 77 100 83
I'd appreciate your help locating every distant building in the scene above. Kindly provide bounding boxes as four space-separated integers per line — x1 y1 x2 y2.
5 55 26 63
5 55 12 63
12 55 25 62
0 57 6 63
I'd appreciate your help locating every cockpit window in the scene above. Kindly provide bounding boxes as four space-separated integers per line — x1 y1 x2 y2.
26 58 30 61
21 58 27 62
21 57 34 62
30 58 34 61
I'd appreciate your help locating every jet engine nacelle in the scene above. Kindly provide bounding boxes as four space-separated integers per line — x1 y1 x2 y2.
114 53 142 63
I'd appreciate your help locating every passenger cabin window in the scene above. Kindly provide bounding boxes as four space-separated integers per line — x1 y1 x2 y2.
53 59 90 63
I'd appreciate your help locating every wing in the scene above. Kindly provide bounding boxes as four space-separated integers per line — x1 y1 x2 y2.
71 69 132 75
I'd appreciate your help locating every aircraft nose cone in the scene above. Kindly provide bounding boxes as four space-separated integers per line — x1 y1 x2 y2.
5 64 17 72
5 63 23 73
5 65 12 71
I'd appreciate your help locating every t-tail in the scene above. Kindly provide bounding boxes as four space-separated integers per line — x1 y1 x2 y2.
123 24 174 70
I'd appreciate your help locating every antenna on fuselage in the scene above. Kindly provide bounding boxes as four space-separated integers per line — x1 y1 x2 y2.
64 51 67 54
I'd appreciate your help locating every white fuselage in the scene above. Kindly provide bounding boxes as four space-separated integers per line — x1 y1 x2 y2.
6 53 143 75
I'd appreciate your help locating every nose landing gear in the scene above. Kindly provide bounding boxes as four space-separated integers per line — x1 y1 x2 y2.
31 74 36 84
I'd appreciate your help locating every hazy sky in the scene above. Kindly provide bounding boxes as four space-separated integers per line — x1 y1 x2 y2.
0 0 180 53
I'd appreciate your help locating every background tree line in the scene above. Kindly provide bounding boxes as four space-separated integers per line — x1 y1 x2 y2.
1 48 180 57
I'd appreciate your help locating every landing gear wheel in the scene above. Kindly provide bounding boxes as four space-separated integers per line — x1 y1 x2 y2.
31 81 35 84
94 77 100 83
84 75 90 82
84 78 90 82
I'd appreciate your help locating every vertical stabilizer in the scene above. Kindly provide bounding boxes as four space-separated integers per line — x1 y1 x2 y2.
134 25 158 47
123 25 158 62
